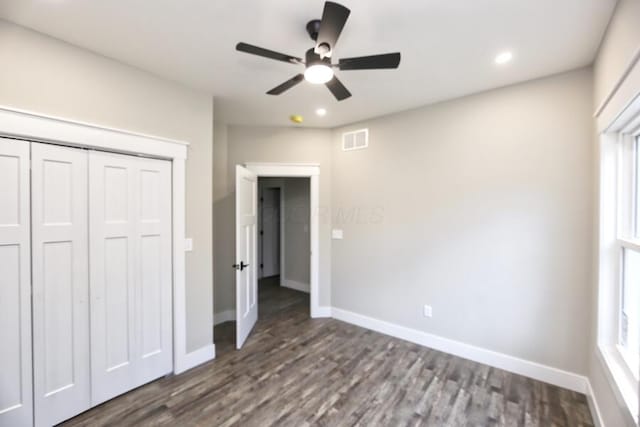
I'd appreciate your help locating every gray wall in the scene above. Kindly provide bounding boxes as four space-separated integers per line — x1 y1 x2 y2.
591 0 640 425
0 20 214 352
213 122 234 316
331 68 594 375
213 124 332 314
283 178 311 285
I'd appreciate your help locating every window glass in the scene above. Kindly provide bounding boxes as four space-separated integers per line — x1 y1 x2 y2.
621 248 640 380
636 137 639 239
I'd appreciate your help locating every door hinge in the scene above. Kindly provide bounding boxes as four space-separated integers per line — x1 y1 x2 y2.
260 263 264 269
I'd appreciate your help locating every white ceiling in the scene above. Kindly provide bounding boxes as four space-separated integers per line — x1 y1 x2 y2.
0 0 616 128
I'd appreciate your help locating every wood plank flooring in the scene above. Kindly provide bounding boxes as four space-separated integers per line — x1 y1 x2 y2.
60 277 594 426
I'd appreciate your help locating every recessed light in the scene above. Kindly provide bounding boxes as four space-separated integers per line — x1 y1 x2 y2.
495 51 513 65
315 108 327 117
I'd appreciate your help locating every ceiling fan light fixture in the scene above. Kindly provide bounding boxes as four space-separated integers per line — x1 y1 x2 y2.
304 64 334 84
235 2 400 101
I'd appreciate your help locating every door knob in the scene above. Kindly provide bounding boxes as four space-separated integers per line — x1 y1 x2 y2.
233 261 249 271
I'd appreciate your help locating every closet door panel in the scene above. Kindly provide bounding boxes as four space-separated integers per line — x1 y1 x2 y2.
136 159 172 385
0 138 32 427
90 152 173 405
89 152 137 406
31 143 90 427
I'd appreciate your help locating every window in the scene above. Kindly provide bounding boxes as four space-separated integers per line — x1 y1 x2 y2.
620 247 639 378
616 136 640 380
599 117 640 422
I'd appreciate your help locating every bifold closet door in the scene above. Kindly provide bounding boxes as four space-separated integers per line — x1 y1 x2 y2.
0 138 32 427
89 151 173 406
31 143 91 427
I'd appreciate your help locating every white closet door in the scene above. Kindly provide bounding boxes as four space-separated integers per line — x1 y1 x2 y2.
31 143 90 427
89 151 172 405
89 151 137 405
0 138 32 427
135 157 172 386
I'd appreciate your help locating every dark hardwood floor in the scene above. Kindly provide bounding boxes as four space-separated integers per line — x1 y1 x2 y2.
61 277 594 426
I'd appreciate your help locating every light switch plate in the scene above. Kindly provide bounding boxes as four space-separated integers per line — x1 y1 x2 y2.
185 238 193 252
332 229 343 240
423 305 432 318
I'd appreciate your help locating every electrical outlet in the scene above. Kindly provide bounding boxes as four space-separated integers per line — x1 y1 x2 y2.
423 305 432 318
185 238 193 252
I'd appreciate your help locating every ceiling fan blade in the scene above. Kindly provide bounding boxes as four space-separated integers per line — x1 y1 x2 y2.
315 2 350 57
338 53 401 70
325 76 351 101
267 74 305 95
236 42 302 64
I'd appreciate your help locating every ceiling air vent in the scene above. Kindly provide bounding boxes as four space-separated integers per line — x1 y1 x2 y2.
342 128 369 151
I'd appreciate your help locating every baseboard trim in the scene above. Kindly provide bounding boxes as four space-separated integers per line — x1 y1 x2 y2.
282 279 310 293
585 378 606 427
331 307 588 394
312 306 332 318
174 343 215 374
214 309 236 326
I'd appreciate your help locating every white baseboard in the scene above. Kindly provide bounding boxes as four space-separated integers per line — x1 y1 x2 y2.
282 279 310 293
214 309 236 326
174 343 215 374
585 378 606 427
331 307 589 394
312 306 332 318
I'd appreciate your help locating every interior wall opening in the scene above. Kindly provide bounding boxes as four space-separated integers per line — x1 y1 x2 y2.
257 177 311 318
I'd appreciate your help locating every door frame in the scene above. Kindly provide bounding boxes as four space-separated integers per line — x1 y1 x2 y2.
0 105 200 375
244 163 321 317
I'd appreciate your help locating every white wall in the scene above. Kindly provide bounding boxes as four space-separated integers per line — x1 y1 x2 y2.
0 20 214 353
331 68 594 375
594 0 640 111
591 0 640 425
212 124 331 314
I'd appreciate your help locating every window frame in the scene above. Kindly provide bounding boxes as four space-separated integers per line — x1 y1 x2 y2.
599 116 640 423
615 133 640 379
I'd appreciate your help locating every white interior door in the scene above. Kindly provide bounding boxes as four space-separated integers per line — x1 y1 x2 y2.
89 151 172 405
31 143 91 427
0 138 33 427
236 165 258 349
134 157 173 386
89 151 137 405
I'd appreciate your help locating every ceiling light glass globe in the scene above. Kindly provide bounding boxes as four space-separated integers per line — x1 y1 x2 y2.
304 64 334 84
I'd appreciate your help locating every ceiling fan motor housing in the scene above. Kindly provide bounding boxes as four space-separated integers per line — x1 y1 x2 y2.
306 19 322 41
305 48 331 68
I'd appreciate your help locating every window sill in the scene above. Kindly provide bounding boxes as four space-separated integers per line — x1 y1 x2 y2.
599 345 639 425
616 344 640 382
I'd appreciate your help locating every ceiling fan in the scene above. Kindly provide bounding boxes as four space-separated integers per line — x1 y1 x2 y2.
235 1 401 101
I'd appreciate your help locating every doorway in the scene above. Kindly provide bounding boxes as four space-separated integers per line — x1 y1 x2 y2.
258 177 310 316
234 163 321 349
258 180 282 280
